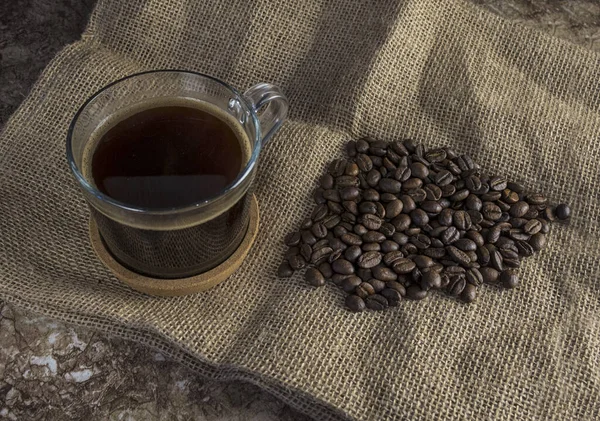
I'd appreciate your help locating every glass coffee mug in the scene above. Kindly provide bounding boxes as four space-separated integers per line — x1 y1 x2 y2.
67 70 288 279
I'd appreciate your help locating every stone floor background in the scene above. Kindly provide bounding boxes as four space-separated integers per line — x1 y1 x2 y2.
1 1 599 420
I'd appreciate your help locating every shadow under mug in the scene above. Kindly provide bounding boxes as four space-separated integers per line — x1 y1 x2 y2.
67 70 288 279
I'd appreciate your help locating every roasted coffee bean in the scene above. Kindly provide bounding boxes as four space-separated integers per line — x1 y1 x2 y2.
285 246 300 261
499 247 519 261
361 214 383 230
305 268 326 287
461 284 477 302
392 258 416 274
356 138 370 153
481 191 501 202
341 233 362 246
543 207 557 222
311 222 328 239
335 175 359 188
345 162 359 176
301 230 317 246
523 207 538 219
410 234 431 249
435 208 452 227
465 175 482 192
410 209 429 227
429 226 447 238
369 278 385 292
357 251 382 268
384 251 405 266
379 288 401 306
391 214 411 232
355 281 376 299
314 189 327 206
420 200 442 214
387 149 401 164
508 228 530 241
434 170 453 186
340 186 360 201
328 159 347 177
366 169 382 187
500 270 519 289
317 262 334 279
510 217 528 228
372 265 398 282
344 245 363 263
465 231 485 247
490 250 504 271
405 285 428 300
413 255 435 268
501 189 520 204
505 181 524 193
408 188 427 202
540 219 551 234
379 178 402 194
363 231 386 243
496 200 511 212
489 175 507 191
503 258 520 268
448 275 466 296
453 210 471 230
353 224 368 236
328 201 343 214
288 255 307 271
441 226 460 245
277 262 294 278
510 201 530 218
380 223 396 237
410 162 429 179
465 268 483 286
402 178 423 190
482 203 502 221
341 275 362 292
359 189 377 203
379 193 396 203
384 200 403 219
322 215 341 229
388 140 407 156
464 194 482 211
529 233 547 251
323 189 341 203
523 219 542 235
555 204 571 220
375 202 386 219
300 243 313 261
329 237 346 251
453 238 477 252
525 193 547 206
332 258 355 275
422 271 442 289
368 140 387 156
365 294 388 310
476 246 491 266
422 247 446 259
359 201 377 215
345 295 366 312
346 140 358 157
394 166 412 182
381 240 399 253
362 242 381 251
392 231 410 245
331 273 347 285
320 174 334 190
423 184 442 202
328 248 343 263
356 154 373 172
405 227 421 236
466 210 483 225
354 268 372 282
447 246 471 266
284 231 302 246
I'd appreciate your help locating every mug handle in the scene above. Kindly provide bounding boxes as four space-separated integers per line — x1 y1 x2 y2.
243 83 289 146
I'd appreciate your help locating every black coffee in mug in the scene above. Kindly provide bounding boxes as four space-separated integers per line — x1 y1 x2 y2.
83 98 252 279
91 104 246 208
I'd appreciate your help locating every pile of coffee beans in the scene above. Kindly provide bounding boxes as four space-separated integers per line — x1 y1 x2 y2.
278 137 571 312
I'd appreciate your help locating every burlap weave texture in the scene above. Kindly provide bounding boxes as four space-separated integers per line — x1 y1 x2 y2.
1 1 599 420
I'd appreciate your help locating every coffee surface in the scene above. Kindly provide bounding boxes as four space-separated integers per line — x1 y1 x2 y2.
91 103 245 209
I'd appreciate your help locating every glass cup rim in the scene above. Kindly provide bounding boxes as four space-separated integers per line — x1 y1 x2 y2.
66 69 262 215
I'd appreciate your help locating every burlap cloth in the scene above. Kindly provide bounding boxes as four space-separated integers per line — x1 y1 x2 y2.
1 0 599 419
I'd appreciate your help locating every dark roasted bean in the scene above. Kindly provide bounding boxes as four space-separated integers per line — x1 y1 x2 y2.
453 238 477 252
341 233 362 246
555 204 571 220
500 270 519 289
465 231 485 247
453 210 472 230
391 214 411 232
384 251 405 266
305 268 326 287
278 262 294 278
392 258 416 274
332 258 355 275
413 255 435 268
335 175 359 188
363 231 386 243
361 214 383 231
288 255 307 270
421 200 443 214
341 275 362 292
481 191 501 201
300 243 313 261
380 193 397 203
340 186 360 201
441 226 460 245
328 159 347 177
508 228 530 242
411 234 431 249
333 225 348 238
362 242 381 252
447 246 471 266
375 202 386 219
450 189 469 203
410 162 429 179
355 282 376 299
353 224 368 236
379 178 402 193
357 251 382 268
311 222 327 239
448 275 466 296
510 201 530 218
423 247 446 258
482 203 502 221
501 189 520 204
372 265 398 282
318 262 334 279
285 231 301 246
301 230 317 245
529 233 547 251
323 189 341 202
380 223 396 237
424 184 442 201
381 240 399 253
320 174 334 189
345 295 366 312
435 170 453 186
385 200 404 219
408 188 427 202
406 285 428 300
366 169 381 187
422 271 442 289
366 294 388 310
465 268 483 286
490 250 504 271
403 178 423 190
489 175 507 191
356 154 373 172
461 284 477 302
328 201 344 214
344 245 362 263
394 166 412 182
523 219 542 235
359 201 377 215
410 209 429 226
323 215 341 229
476 246 491 266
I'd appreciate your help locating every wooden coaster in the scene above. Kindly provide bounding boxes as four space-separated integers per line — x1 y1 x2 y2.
90 195 260 297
